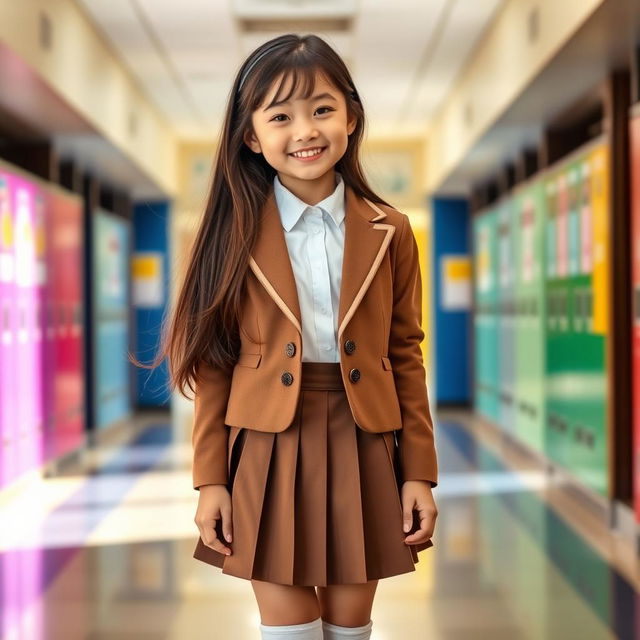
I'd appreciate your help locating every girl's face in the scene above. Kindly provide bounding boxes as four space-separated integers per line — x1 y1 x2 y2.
243 71 357 187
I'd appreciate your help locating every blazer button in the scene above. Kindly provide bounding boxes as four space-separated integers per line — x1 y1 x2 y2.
281 371 294 386
285 342 296 357
349 368 361 383
344 339 356 355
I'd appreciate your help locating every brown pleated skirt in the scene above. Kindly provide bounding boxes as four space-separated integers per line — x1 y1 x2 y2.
193 361 433 586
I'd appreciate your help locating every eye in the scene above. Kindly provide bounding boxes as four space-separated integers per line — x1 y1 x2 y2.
269 106 335 122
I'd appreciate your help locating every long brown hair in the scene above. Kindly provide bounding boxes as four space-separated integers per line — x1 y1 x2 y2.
133 33 392 398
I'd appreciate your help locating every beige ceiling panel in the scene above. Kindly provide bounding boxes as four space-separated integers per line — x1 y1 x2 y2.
76 0 505 139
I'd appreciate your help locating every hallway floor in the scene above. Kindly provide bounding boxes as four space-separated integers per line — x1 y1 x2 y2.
1 409 637 639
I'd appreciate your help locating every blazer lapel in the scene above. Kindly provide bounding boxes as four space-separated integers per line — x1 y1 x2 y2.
249 188 303 335
249 182 396 340
337 185 395 339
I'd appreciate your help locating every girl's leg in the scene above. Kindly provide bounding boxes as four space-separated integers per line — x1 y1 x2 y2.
251 578 321 625
316 579 378 627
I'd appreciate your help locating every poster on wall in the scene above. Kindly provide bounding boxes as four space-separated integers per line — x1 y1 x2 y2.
440 254 471 310
361 145 422 206
132 252 164 308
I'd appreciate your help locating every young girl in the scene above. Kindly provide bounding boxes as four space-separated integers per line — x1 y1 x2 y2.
154 33 439 640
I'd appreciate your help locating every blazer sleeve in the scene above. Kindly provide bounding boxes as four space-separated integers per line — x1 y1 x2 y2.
192 360 233 490
388 213 439 487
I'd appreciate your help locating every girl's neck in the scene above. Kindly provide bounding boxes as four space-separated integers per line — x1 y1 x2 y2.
276 169 338 206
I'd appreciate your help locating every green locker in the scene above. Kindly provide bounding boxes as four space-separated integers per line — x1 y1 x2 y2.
497 197 517 434
545 163 573 470
544 138 610 497
513 179 546 454
473 207 500 421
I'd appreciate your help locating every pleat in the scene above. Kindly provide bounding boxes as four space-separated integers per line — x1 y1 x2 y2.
326 390 368 584
293 389 327 585
221 429 275 580
251 403 301 584
227 426 243 479
357 424 418 577
193 362 434 584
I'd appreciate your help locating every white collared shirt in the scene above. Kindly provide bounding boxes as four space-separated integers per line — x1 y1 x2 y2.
273 171 345 362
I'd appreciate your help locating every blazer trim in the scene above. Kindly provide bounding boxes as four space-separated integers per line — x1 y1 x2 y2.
248 256 303 336
248 187 396 341
363 197 387 222
338 199 395 339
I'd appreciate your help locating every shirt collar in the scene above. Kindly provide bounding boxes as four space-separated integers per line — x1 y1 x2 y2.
273 172 345 232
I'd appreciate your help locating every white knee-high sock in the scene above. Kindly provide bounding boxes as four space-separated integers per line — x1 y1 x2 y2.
322 619 373 640
259 616 323 639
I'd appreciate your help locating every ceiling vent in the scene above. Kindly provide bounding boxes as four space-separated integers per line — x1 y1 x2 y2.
240 17 351 33
39 11 53 51
527 6 540 44
233 0 356 33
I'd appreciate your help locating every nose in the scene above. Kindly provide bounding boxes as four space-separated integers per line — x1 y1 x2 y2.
293 116 319 141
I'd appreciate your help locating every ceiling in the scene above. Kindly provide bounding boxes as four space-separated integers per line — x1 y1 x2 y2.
75 0 505 140
436 0 640 196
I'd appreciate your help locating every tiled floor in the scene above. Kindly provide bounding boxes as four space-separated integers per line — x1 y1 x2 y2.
1 409 637 639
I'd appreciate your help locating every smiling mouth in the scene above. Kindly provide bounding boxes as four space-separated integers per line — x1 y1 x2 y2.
289 146 327 158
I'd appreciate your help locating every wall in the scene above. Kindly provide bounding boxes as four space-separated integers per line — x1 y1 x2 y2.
425 0 605 194
0 0 177 196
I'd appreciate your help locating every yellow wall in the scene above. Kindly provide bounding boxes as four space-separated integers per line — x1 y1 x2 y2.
425 0 605 194
170 141 216 305
360 137 434 391
404 207 434 389
0 0 178 196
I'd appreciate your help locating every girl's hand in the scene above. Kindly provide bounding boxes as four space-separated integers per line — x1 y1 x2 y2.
401 480 438 545
194 484 233 555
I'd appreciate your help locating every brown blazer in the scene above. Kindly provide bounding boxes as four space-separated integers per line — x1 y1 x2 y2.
192 183 438 490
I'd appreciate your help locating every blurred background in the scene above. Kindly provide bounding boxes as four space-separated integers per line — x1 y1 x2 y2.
1 0 640 638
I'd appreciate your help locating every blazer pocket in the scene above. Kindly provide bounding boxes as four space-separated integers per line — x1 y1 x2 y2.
237 352 262 368
381 356 393 371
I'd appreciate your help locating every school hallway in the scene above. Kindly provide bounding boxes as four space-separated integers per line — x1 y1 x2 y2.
3 0 640 638
1 407 634 640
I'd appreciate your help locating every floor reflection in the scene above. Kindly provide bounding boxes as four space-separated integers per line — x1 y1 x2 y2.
0 413 636 639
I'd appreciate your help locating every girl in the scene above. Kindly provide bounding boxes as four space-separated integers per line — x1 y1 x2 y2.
149 33 439 640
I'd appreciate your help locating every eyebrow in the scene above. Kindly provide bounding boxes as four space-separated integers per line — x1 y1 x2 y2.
263 92 338 111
